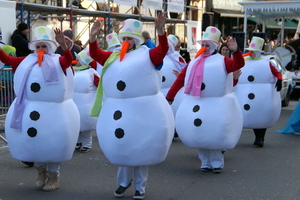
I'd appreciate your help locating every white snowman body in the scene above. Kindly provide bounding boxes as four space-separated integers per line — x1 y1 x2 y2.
73 68 99 131
5 54 80 162
97 45 175 166
160 53 185 95
176 54 243 149
234 58 281 128
160 52 186 116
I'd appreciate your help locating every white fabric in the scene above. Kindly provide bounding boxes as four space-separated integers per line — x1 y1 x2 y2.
5 55 80 162
97 45 174 166
73 68 99 131
13 54 74 102
160 55 183 96
117 166 149 194
176 54 243 149
234 58 281 128
198 149 224 169
77 130 92 148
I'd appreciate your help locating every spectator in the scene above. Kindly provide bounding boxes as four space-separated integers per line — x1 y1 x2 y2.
74 39 83 51
219 42 232 58
178 43 191 63
11 22 31 57
56 28 81 61
142 31 156 49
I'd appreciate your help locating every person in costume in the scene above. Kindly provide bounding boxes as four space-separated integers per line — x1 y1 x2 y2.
160 34 187 96
166 26 245 173
73 48 100 152
106 32 121 52
0 26 80 191
234 36 282 147
56 28 81 61
89 13 174 199
161 34 187 138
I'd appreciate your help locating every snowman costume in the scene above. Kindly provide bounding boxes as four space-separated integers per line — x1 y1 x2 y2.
166 27 245 172
234 37 282 147
89 18 174 197
0 26 79 191
161 35 187 119
73 48 100 151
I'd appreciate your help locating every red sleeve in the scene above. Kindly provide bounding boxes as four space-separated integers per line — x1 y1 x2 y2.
149 32 169 67
89 60 97 70
59 49 73 74
270 62 282 80
89 41 113 66
224 50 245 73
0 50 25 72
233 79 238 86
179 57 186 64
166 65 187 101
94 74 100 87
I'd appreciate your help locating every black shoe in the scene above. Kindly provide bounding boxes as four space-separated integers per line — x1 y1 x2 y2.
253 138 264 147
75 143 82 150
21 161 34 167
200 168 212 172
79 147 91 153
174 131 179 138
133 190 145 199
114 182 131 197
213 168 222 173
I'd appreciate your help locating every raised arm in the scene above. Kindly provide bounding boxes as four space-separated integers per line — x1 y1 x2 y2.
90 19 104 43
0 47 24 72
149 12 169 67
89 20 113 65
224 37 245 73
155 12 166 36
54 28 68 52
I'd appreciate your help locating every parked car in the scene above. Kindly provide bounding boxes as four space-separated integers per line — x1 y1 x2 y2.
262 54 293 107
290 72 300 92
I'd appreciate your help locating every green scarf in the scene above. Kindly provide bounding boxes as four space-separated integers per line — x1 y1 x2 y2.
245 56 262 61
73 65 89 71
90 46 140 117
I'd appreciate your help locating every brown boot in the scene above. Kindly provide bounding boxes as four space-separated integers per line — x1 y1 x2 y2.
35 167 47 188
43 171 60 191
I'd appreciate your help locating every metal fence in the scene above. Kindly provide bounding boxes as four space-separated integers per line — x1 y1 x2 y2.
0 68 15 130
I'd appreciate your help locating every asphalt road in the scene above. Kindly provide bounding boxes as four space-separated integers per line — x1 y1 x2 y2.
1 97 300 200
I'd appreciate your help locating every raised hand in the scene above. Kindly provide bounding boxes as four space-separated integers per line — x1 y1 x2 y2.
90 19 103 43
227 36 238 52
155 12 166 36
54 28 67 51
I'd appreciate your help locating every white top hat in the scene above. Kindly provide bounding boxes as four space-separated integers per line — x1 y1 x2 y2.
28 26 57 52
245 36 264 52
197 26 221 47
106 33 121 51
118 19 144 45
75 48 94 66
167 35 179 49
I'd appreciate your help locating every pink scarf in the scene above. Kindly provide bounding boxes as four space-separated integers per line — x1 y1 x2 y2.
184 53 212 97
